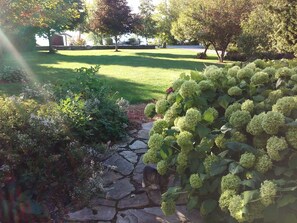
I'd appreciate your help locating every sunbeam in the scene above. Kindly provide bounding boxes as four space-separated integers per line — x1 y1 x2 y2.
0 28 40 86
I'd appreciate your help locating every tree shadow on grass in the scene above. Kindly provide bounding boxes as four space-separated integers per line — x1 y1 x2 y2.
134 52 196 60
30 52 221 71
0 66 164 104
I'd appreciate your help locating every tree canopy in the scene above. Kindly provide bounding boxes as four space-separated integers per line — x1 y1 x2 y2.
90 0 133 51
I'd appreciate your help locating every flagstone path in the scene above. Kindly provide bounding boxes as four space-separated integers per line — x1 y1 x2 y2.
64 122 203 223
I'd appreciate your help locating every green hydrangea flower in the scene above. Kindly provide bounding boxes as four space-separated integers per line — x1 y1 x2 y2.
227 66 240 77
177 131 193 148
148 133 163 150
177 152 188 166
221 173 241 192
275 67 294 79
263 67 276 76
189 174 203 189
225 103 242 120
172 78 185 91
228 195 247 223
255 154 272 174
239 152 256 169
268 90 283 104
179 80 199 99
228 86 242 96
143 149 159 164
241 100 254 113
227 77 237 86
286 127 297 150
152 119 168 134
215 134 228 149
266 136 288 161
155 99 169 115
204 66 224 82
254 59 266 69
229 110 251 129
144 103 156 118
231 131 247 143
272 96 296 116
261 111 285 135
161 199 176 216
244 62 256 70
197 80 215 91
167 92 177 104
204 155 219 173
237 68 253 80
246 112 265 136
251 72 269 85
219 190 237 212
260 180 277 207
185 108 201 129
157 160 169 175
164 102 181 126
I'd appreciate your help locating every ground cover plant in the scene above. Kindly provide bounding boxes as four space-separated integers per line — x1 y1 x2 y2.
144 59 297 223
0 49 222 103
0 66 128 221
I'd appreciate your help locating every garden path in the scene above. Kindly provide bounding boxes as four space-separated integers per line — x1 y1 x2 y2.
64 122 203 223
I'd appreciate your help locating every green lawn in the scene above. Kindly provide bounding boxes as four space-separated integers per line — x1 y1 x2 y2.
1 48 224 103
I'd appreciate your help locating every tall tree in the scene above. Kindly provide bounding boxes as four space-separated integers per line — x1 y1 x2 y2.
269 0 297 54
90 0 133 51
189 0 253 62
136 0 157 44
0 0 86 53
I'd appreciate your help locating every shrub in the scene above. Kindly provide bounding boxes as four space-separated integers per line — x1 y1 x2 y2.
0 66 27 83
0 65 128 220
145 59 297 222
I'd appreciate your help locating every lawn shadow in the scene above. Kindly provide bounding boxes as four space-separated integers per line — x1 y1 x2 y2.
0 65 163 104
32 52 221 71
134 52 196 59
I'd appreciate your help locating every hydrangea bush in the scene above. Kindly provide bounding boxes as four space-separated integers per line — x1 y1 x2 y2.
144 59 297 223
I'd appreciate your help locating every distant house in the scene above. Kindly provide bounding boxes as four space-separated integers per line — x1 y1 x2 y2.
51 33 72 46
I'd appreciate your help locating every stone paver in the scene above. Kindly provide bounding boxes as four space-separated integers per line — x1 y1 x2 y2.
129 140 147 150
104 153 134 176
106 178 135 200
102 170 123 186
66 206 116 221
118 193 150 209
66 122 203 223
120 151 138 164
137 129 149 140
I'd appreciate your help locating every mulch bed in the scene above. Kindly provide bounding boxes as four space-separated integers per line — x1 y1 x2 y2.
126 103 154 130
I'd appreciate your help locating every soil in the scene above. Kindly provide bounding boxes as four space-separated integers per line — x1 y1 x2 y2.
126 103 153 130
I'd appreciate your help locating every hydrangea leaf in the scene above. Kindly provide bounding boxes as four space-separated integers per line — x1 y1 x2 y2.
242 190 259 205
277 195 297 208
201 199 217 215
187 196 199 210
289 153 297 169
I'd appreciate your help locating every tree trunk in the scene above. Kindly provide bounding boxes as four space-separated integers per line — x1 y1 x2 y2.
146 37 148 45
220 50 226 63
47 29 55 54
203 42 210 55
114 35 119 52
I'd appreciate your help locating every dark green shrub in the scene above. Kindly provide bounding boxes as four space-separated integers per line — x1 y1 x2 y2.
145 60 297 222
0 65 128 220
0 66 27 83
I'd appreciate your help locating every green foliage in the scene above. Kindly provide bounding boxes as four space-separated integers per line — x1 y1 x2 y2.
0 65 128 219
144 60 297 222
0 66 27 83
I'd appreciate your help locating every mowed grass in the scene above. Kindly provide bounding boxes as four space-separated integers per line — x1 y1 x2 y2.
1 48 223 103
